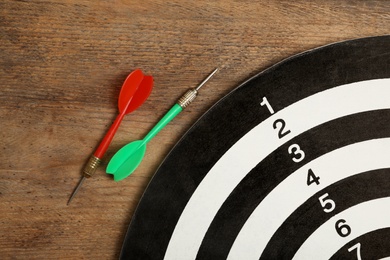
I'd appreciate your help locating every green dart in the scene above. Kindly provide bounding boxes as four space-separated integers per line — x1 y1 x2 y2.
106 68 219 181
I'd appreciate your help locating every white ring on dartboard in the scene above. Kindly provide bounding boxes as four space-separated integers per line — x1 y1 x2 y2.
292 197 390 260
227 138 390 259
164 79 390 260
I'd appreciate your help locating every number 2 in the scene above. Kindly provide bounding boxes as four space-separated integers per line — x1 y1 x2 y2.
273 119 291 139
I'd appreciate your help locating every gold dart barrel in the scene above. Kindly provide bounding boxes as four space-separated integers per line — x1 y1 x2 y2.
83 155 102 178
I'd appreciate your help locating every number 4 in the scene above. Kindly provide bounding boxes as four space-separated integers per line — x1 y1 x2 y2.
307 169 320 186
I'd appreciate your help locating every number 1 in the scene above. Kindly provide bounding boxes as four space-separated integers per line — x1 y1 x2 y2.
260 97 274 114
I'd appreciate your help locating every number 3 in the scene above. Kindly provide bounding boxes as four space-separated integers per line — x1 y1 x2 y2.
288 144 305 163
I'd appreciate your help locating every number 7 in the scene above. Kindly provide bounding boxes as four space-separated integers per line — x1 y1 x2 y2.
348 242 362 260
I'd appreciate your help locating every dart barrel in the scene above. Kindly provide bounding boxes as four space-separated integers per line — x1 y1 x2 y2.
177 89 198 108
83 155 102 178
177 68 218 108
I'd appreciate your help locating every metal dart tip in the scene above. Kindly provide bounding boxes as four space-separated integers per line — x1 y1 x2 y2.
195 68 219 91
67 176 86 205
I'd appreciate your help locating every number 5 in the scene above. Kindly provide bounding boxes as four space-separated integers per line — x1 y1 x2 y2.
318 193 336 213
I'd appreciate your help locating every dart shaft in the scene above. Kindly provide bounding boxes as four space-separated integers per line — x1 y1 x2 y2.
94 111 126 159
141 70 217 145
133 68 220 147
142 104 183 144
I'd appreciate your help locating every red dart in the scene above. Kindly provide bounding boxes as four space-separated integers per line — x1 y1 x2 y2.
68 69 154 205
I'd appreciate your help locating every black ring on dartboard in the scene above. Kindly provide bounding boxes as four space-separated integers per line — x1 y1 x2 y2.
119 35 390 260
330 228 390 260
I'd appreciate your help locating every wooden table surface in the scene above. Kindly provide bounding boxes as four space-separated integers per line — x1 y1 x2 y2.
1 0 389 259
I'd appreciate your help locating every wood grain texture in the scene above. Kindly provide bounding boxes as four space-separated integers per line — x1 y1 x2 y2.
0 0 389 259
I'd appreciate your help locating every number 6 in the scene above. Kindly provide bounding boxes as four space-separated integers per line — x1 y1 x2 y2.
335 219 351 237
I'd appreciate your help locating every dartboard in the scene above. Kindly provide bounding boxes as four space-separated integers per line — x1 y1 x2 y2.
119 36 390 260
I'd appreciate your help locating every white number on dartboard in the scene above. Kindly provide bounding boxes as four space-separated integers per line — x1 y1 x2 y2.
348 243 362 260
273 119 291 139
288 144 305 163
260 97 274 114
335 219 351 237
318 193 336 213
